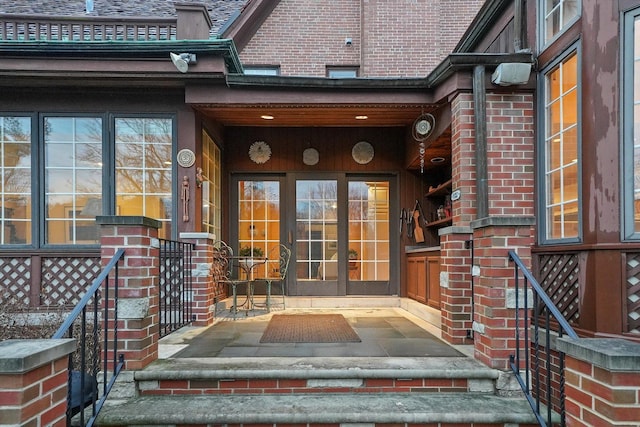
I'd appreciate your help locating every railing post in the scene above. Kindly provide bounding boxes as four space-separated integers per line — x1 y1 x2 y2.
180 232 218 326
0 339 75 427
97 216 161 371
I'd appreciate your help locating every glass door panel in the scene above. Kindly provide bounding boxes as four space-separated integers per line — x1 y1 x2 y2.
348 181 390 282
237 180 280 278
295 180 338 282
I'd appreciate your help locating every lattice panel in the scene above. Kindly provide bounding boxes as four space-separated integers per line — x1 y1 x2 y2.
41 256 101 307
0 257 31 305
625 253 640 334
537 253 580 324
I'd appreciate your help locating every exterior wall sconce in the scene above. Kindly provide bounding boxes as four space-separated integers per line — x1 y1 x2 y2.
170 52 197 73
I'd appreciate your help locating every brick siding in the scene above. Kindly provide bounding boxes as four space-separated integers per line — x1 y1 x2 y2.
239 0 483 78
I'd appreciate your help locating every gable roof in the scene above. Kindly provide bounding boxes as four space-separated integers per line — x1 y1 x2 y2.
0 0 249 36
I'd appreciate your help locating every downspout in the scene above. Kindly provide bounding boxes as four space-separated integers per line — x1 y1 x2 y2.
514 0 523 52
473 65 488 219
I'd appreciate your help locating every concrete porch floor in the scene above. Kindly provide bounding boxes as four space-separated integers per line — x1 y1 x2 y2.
158 297 474 359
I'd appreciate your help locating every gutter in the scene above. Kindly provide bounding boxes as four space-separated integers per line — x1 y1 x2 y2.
0 39 244 73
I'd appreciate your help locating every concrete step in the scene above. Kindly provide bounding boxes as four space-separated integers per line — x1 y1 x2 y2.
134 356 502 395
95 392 539 426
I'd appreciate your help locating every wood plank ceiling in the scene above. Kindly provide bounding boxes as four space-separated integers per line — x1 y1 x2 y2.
194 104 451 172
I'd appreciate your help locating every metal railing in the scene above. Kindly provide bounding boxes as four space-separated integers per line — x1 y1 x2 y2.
508 250 579 427
0 14 176 41
159 239 194 338
52 248 126 427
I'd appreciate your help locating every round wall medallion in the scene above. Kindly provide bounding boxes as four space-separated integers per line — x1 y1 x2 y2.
248 141 272 164
352 141 374 164
177 149 196 167
303 148 319 165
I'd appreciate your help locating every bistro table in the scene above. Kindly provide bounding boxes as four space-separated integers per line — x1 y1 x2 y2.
228 255 267 316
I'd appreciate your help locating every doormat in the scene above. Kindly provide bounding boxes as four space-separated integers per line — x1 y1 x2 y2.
259 314 361 343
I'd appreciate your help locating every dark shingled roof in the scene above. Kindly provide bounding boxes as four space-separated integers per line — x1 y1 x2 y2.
0 0 249 35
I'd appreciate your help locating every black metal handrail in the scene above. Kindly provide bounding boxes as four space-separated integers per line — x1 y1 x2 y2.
52 248 126 427
508 250 579 427
159 239 194 338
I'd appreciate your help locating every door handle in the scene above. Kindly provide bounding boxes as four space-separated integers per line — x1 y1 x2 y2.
288 230 293 245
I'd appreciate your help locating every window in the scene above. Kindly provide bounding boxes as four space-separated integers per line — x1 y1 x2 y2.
541 49 580 242
326 67 359 78
0 114 175 247
45 116 103 244
541 0 580 46
115 117 173 238
201 130 222 238
244 66 280 76
623 9 640 238
0 116 31 245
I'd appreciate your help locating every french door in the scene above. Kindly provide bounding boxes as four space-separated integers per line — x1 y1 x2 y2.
231 174 396 296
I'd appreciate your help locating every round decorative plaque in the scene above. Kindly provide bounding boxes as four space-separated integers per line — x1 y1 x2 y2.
248 141 272 164
351 141 374 164
177 149 196 168
303 148 319 165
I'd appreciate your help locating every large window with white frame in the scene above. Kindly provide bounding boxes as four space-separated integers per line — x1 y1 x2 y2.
541 49 580 242
623 8 640 238
541 0 580 47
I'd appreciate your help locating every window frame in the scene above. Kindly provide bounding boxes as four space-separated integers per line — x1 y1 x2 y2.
622 7 640 240
0 112 178 249
537 43 583 245
538 0 581 51
326 66 359 78
243 66 280 76
0 113 36 247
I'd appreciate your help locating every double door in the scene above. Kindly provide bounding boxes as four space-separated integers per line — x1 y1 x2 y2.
231 174 397 296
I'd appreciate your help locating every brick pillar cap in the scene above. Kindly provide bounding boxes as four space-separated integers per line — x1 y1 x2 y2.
180 232 216 240
0 339 76 373
557 337 640 371
96 215 161 229
471 216 536 230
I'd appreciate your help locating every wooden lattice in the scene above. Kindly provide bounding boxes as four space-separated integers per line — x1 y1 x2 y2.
41 256 101 307
536 253 580 325
0 256 31 305
625 253 640 334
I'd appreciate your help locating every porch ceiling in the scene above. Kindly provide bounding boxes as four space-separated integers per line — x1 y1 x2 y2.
195 103 453 172
193 104 430 127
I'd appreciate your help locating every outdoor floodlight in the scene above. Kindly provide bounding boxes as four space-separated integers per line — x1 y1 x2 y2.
170 52 197 73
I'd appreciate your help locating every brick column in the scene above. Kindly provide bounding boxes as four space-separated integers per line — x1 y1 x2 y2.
438 226 473 344
558 337 640 426
471 217 535 370
0 339 75 427
97 216 160 371
179 232 217 326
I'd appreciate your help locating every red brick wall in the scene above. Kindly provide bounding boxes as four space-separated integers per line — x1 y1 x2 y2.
239 0 483 78
565 356 640 425
486 93 535 217
451 92 477 225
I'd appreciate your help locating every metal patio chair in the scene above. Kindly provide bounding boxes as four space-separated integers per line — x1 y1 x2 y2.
252 243 291 312
212 240 250 318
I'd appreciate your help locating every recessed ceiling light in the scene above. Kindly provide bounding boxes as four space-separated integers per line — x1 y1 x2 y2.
261 115 274 120
430 157 445 163
355 115 368 120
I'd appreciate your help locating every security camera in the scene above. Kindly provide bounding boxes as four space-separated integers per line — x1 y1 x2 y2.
345 37 353 46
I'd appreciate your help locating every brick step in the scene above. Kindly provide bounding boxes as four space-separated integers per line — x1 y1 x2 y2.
134 356 501 395
95 392 540 426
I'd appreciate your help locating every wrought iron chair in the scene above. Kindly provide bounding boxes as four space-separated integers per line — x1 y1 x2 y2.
212 240 249 318
252 243 291 312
